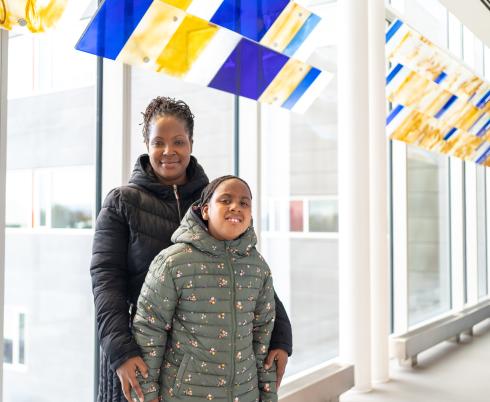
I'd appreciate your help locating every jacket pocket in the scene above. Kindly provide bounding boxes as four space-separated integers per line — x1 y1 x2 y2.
172 353 191 396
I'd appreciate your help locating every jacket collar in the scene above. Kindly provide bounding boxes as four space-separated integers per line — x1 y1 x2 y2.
171 203 257 258
129 154 209 200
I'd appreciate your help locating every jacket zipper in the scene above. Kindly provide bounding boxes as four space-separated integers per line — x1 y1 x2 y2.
172 184 182 221
225 247 236 402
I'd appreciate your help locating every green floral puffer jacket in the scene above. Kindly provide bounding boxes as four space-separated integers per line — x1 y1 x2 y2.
132 205 277 402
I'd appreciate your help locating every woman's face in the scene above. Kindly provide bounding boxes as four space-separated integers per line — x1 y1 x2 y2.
146 115 192 185
202 179 252 241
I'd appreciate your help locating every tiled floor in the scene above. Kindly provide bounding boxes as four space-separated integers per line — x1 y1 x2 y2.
341 320 490 402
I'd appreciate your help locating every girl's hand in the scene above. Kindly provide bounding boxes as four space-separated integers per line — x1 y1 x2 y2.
264 349 288 389
116 356 149 402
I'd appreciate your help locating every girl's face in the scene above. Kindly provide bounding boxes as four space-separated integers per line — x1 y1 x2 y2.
146 115 192 185
201 179 252 241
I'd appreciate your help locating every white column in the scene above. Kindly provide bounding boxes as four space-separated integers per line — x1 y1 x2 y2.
486 169 490 297
450 158 465 311
392 142 408 333
465 163 478 305
0 29 9 399
102 61 132 197
338 0 371 392
368 0 389 384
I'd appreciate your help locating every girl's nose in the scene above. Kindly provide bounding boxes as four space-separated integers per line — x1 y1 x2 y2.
230 202 240 211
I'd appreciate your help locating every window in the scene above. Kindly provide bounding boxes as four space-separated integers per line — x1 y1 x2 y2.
6 167 94 229
406 146 450 326
476 166 488 299
3 3 96 401
3 310 26 368
259 22 338 373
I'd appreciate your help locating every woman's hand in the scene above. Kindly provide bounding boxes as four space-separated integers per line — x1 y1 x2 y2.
116 356 149 402
264 349 289 389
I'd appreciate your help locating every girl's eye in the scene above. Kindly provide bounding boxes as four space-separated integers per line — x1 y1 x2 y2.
241 201 250 207
220 198 230 204
175 140 184 146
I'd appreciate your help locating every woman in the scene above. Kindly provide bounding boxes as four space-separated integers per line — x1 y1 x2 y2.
90 97 292 402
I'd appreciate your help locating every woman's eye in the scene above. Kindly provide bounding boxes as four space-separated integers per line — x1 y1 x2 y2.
241 201 250 207
175 140 184 146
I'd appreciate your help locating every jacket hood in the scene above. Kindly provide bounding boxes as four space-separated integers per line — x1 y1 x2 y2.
171 202 257 257
129 154 209 200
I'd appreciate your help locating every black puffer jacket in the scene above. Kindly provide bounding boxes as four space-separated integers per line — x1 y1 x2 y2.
90 154 292 402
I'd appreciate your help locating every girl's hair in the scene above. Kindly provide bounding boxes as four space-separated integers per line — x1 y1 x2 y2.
198 175 252 207
141 96 195 144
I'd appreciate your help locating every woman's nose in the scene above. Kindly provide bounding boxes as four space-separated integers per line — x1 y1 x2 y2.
162 145 175 155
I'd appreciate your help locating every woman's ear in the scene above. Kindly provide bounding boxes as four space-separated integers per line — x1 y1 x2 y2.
201 204 209 221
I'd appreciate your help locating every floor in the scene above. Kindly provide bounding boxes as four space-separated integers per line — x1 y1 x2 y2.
341 320 490 402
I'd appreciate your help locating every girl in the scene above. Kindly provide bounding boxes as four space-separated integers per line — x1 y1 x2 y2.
131 176 277 402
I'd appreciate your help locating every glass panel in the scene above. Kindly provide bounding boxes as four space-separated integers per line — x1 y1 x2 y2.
476 166 488 298
75 0 154 60
485 46 490 79
407 0 447 48
448 12 462 58
309 199 338 232
463 26 475 68
77 0 328 108
210 0 290 41
209 38 289 100
407 145 450 326
259 20 338 375
289 200 303 232
390 0 405 13
3 3 96 401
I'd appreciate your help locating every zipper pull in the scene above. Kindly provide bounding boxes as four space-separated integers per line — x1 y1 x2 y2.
173 184 182 221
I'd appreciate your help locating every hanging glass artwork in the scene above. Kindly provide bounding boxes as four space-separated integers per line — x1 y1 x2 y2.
75 0 332 113
0 0 68 33
386 19 490 165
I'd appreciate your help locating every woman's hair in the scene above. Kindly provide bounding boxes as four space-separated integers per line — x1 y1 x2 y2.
141 96 195 144
198 175 252 207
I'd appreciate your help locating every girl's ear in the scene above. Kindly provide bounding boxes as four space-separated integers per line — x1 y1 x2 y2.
201 204 209 221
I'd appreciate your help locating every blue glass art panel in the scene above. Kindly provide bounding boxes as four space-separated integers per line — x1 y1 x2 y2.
208 38 288 100
210 0 289 42
283 13 321 57
75 0 153 60
282 67 321 109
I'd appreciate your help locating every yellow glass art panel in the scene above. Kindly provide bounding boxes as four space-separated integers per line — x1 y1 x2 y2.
390 109 445 147
0 0 67 32
155 14 218 77
260 2 309 53
158 0 192 11
388 70 453 117
449 104 484 132
117 1 185 67
451 134 483 160
259 58 310 105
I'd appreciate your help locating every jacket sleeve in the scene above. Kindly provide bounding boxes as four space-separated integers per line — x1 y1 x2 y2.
90 188 140 371
254 270 278 402
270 291 293 356
131 253 178 402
